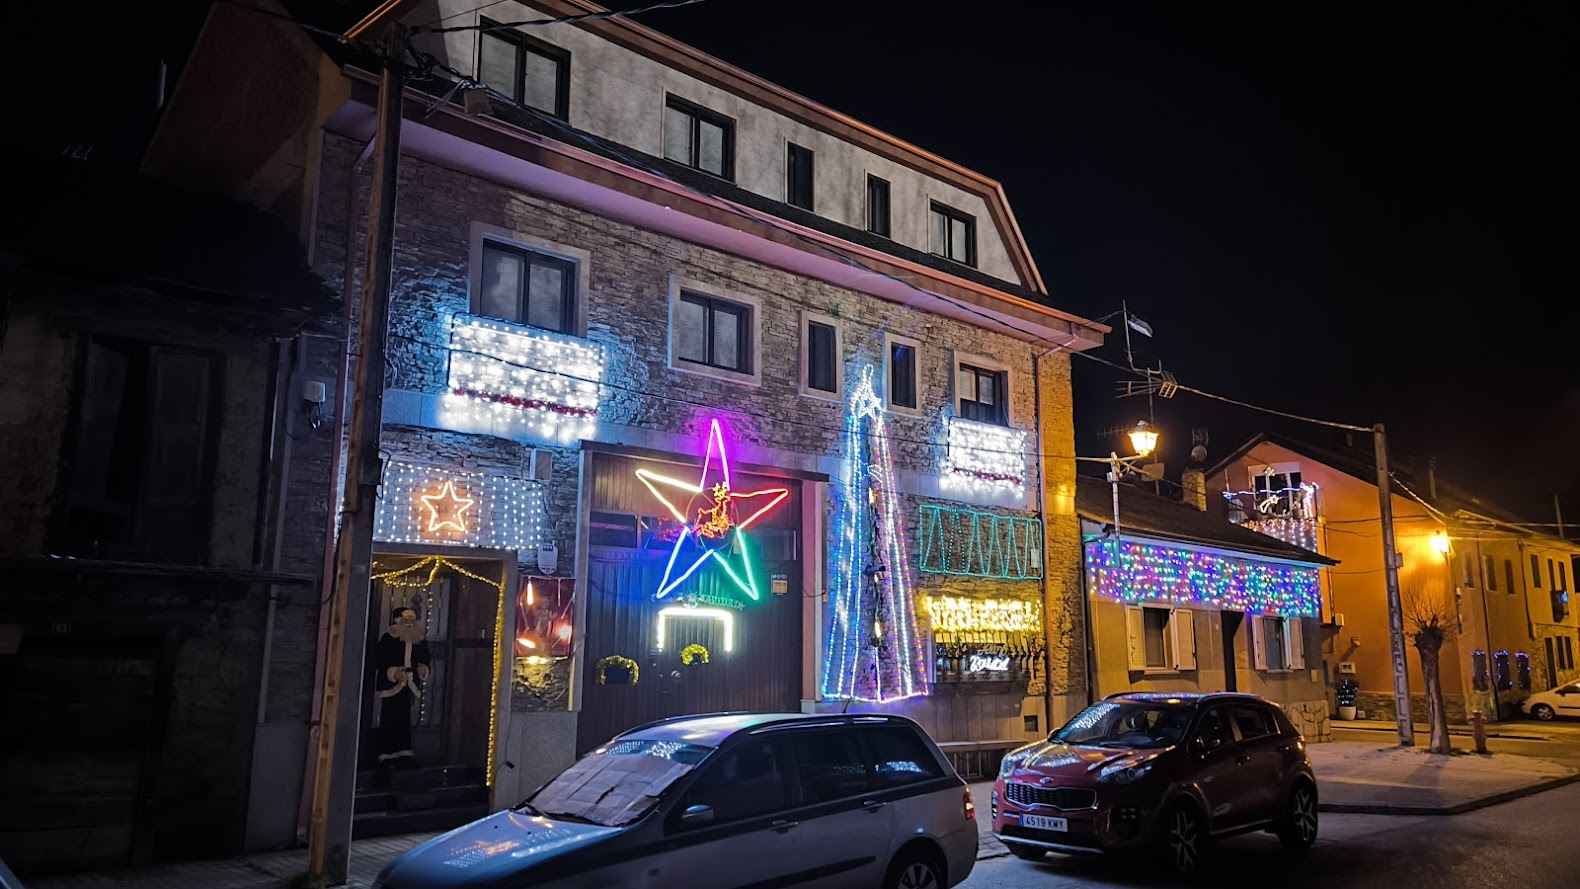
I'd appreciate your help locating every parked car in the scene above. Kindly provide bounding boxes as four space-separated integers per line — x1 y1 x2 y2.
373 712 977 889
1520 681 1580 721
0 855 23 889
992 692 1318 875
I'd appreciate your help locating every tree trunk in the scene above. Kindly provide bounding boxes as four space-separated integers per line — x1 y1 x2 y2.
1417 639 1452 754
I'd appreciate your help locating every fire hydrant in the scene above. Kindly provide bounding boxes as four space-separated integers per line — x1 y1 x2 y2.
1470 709 1488 754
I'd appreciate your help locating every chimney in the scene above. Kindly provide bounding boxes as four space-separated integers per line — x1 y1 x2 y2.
1182 469 1208 511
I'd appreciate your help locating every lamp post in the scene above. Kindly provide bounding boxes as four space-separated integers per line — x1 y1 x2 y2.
1079 421 1161 576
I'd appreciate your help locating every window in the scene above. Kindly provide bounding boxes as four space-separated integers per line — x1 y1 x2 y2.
803 317 839 396
1561 561 1570 591
478 240 576 333
677 291 752 373
866 175 891 237
477 21 569 118
862 727 944 789
886 337 918 411
1125 606 1196 672
957 363 1007 426
58 337 220 564
790 731 869 804
1565 636 1576 671
1532 554 1543 588
664 97 733 178
1556 591 1572 624
1462 555 1477 589
1250 468 1306 518
1494 651 1513 691
786 142 814 210
1195 707 1234 752
1505 560 1517 595
1470 650 1490 692
1251 616 1305 672
679 739 788 824
1485 556 1498 591
1230 707 1273 742
929 202 975 266
1516 652 1532 691
1549 558 1558 590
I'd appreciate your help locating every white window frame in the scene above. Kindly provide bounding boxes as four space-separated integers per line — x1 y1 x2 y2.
1246 462 1305 518
953 349 1014 427
1249 615 1305 673
667 276 762 386
798 311 843 401
1124 604 1197 673
468 222 591 337
883 332 923 415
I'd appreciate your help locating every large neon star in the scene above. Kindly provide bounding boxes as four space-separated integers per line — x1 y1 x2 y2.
636 419 789 601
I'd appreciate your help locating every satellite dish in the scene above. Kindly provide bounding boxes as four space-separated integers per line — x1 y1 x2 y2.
1190 445 1208 463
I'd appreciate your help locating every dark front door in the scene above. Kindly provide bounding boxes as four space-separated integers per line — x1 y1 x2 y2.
1221 612 1243 692
1546 637 1559 689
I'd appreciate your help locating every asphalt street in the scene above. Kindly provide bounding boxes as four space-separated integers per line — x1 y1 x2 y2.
961 779 1580 889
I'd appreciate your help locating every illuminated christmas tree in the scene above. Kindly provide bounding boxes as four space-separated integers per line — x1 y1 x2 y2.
821 366 929 702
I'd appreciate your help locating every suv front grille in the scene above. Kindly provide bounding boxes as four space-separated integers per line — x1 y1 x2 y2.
1005 782 1096 810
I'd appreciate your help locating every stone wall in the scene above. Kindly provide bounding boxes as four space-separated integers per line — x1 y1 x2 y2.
1354 691 1471 725
1282 699 1333 742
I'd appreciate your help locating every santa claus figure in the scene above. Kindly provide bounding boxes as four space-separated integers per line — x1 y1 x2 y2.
374 606 431 766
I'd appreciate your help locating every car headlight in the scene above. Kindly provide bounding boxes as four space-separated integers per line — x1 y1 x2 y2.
1095 761 1153 786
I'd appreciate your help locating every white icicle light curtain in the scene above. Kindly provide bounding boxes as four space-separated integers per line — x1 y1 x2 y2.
941 417 1028 494
440 313 604 445
374 459 545 554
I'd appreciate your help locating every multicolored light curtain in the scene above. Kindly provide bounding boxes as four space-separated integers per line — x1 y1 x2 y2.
821 367 929 702
1085 538 1321 617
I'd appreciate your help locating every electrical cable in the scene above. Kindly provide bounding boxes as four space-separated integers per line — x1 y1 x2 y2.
212 0 365 45
416 0 717 34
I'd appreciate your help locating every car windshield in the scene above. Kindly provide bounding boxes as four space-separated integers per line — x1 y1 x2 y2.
1052 700 1198 749
526 738 712 827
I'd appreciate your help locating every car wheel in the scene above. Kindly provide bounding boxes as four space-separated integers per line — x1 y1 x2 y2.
1277 782 1319 851
1532 704 1556 721
885 849 944 889
1005 842 1045 861
1159 802 1205 876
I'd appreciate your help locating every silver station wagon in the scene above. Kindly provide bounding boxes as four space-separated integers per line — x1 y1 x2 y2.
373 712 978 889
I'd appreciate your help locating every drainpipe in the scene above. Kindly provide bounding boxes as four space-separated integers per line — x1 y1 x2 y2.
255 337 304 724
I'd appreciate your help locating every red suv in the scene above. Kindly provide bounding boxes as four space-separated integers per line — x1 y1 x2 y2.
992 692 1318 874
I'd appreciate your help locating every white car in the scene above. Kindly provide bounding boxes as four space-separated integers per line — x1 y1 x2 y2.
1519 681 1580 721
373 712 978 889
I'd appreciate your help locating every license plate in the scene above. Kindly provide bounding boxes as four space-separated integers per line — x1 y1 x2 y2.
1021 814 1068 832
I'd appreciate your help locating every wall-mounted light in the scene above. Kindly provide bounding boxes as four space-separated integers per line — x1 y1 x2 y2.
1430 531 1452 556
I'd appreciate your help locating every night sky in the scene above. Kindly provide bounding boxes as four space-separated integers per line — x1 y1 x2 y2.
28 1 1577 524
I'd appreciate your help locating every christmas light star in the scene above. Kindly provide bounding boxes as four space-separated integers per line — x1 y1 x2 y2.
420 479 475 533
636 419 789 601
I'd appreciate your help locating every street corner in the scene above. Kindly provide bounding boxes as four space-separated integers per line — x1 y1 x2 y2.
1309 740 1580 815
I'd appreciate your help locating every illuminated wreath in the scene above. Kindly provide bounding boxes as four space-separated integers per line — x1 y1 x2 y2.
595 655 639 686
680 643 710 666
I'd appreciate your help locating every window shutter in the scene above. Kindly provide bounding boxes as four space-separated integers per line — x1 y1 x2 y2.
956 364 973 407
1172 609 1196 671
1250 617 1268 671
1286 618 1305 670
1125 606 1146 671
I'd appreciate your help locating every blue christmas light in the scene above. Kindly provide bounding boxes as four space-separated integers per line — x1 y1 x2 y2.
1084 538 1321 617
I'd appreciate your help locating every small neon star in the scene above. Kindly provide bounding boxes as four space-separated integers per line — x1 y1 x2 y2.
635 419 789 601
420 479 475 533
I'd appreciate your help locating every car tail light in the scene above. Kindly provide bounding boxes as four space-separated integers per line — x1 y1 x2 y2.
964 789 975 820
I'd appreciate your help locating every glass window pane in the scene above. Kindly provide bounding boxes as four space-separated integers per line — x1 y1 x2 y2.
864 727 943 789
1231 707 1271 741
930 209 946 255
664 105 692 164
976 371 996 406
523 49 560 114
1143 609 1168 667
682 739 787 823
677 297 707 363
526 260 567 331
791 731 869 804
480 245 523 321
891 343 916 408
949 217 968 261
712 306 741 370
1265 619 1287 670
478 33 518 98
807 321 835 392
699 119 726 175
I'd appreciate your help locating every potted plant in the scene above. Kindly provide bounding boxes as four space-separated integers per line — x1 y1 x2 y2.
1336 678 1359 720
596 655 639 686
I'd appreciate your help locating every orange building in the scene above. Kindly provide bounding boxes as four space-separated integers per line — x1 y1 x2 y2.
1210 434 1580 723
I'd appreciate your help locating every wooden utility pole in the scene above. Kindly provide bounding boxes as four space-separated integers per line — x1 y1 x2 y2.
1373 424 1415 747
308 22 407 883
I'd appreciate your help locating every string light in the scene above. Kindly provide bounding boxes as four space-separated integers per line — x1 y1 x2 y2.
1085 539 1321 617
438 313 604 445
635 419 789 602
1240 517 1320 553
940 417 1028 495
918 505 1043 578
925 595 1042 633
374 460 544 554
655 605 735 653
822 366 928 703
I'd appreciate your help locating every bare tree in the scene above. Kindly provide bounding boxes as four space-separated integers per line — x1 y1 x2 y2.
1403 585 1459 754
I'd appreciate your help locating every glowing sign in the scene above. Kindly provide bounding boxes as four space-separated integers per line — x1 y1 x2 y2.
420 479 476 533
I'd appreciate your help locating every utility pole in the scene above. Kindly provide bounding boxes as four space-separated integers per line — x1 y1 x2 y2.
1556 494 1566 540
307 21 407 884
1373 424 1414 747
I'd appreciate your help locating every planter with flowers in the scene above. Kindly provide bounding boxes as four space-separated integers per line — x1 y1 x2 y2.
1336 678 1359 720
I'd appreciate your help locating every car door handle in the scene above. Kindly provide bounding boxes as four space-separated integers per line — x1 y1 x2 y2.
770 819 798 833
862 800 886 813
1235 754 1252 765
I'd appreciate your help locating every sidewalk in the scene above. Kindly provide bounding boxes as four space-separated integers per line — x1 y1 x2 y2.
27 833 437 889
1335 717 1580 743
1308 740 1580 814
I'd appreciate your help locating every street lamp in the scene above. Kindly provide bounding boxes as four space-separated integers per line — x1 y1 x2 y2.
1078 423 1165 582
1128 421 1159 459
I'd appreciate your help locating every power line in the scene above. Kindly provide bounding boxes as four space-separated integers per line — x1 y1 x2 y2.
416 0 716 34
419 0 514 28
212 0 363 44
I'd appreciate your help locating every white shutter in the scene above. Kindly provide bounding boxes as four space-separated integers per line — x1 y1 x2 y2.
1171 609 1196 671
1286 617 1306 670
1125 606 1147 671
956 363 973 407
1250 616 1269 671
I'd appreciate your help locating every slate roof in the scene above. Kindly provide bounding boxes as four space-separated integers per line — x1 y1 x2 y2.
1075 476 1337 566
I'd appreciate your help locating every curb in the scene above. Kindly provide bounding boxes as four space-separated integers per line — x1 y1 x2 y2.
1317 771 1580 816
1333 724 1554 742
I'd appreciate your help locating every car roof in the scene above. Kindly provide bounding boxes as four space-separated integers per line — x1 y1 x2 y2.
615 711 917 748
1103 691 1273 705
